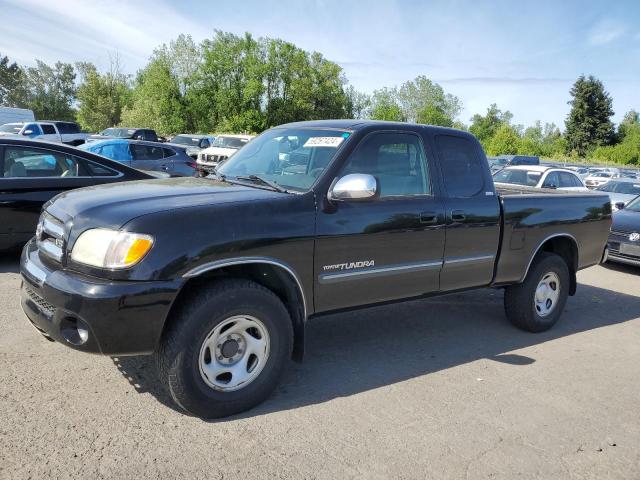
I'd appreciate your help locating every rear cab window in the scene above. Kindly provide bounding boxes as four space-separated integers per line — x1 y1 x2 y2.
435 135 485 197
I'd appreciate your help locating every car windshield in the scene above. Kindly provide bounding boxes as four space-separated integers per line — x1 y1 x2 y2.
0 124 22 134
217 128 350 192
591 172 611 178
493 169 542 187
171 135 202 146
211 136 249 149
597 182 640 195
99 128 135 138
626 195 640 212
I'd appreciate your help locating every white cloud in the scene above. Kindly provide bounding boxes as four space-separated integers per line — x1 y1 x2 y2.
588 20 626 46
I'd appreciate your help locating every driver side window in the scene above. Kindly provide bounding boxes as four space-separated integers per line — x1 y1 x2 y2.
340 132 430 197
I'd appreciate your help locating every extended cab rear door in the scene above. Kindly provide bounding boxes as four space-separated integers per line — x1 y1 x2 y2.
314 130 446 313
431 134 501 291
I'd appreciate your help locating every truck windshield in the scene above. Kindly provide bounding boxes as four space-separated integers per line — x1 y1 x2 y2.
100 128 135 138
493 168 542 187
171 135 202 146
211 136 249 149
217 128 350 192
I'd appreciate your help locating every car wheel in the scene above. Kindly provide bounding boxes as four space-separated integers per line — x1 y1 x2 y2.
156 279 293 418
504 252 570 332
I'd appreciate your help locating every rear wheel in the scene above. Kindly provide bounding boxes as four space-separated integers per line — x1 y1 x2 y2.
504 252 570 332
156 279 293 418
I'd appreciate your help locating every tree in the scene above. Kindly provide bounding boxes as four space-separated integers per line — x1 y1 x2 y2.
618 110 639 140
22 60 77 120
486 124 521 155
396 75 461 126
592 121 640 165
564 75 615 157
120 58 187 135
344 85 370 119
370 88 404 121
469 104 513 146
75 56 131 132
0 53 27 107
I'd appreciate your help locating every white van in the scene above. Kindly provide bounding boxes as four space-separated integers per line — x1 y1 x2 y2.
0 107 35 125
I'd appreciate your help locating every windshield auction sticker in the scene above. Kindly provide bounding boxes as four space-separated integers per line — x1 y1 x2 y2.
303 137 345 148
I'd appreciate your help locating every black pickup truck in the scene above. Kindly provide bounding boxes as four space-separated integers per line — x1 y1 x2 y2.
20 120 611 418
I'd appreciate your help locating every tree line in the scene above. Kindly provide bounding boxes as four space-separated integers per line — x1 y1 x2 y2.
0 31 638 165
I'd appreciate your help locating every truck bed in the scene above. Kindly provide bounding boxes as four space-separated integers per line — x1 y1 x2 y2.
492 185 611 285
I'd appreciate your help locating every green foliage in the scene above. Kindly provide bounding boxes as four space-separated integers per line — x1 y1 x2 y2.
120 58 188 135
469 103 513 146
75 59 131 132
618 110 639 140
591 122 640 165
565 75 615 157
486 124 521 155
368 76 460 127
0 54 28 106
370 88 404 121
397 75 461 125
22 60 77 120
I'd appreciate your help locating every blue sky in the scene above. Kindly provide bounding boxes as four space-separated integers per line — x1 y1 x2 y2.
1 0 638 129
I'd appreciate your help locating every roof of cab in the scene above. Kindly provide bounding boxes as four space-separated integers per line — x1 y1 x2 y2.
275 119 468 135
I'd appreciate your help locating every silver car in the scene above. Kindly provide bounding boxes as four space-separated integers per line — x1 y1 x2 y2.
594 178 640 210
80 138 198 177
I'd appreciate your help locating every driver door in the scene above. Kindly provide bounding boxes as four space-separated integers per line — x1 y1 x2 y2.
314 131 446 313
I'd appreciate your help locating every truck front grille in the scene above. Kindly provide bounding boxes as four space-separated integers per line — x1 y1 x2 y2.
37 213 65 263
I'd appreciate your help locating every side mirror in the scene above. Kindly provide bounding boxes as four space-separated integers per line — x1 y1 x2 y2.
328 174 378 202
22 130 33 135
615 202 626 210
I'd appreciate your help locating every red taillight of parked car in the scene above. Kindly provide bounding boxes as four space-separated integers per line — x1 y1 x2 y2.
187 161 198 169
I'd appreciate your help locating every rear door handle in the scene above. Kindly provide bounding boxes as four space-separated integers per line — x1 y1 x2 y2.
420 211 439 224
451 210 466 222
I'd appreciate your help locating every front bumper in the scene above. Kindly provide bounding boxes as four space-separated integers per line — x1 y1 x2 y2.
20 240 182 355
607 232 640 267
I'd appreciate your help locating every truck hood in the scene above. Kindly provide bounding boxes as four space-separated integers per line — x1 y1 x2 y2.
611 208 640 233
45 177 284 230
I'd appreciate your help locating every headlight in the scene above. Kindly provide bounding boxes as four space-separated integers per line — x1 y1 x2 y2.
70 229 154 269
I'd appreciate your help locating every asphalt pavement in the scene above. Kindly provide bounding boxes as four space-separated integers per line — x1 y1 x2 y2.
1 254 639 479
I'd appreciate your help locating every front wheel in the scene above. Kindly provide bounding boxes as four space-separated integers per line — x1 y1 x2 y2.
155 279 293 418
504 252 570 332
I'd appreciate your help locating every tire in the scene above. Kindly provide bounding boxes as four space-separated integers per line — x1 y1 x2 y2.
504 252 570 333
155 279 293 418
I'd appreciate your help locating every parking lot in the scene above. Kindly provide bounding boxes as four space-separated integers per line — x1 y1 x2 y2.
1 254 639 479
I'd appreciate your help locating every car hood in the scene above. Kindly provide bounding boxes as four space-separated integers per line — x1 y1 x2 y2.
605 192 637 208
45 177 284 231
611 208 640 233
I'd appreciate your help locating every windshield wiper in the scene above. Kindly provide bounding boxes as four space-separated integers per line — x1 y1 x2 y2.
234 175 289 193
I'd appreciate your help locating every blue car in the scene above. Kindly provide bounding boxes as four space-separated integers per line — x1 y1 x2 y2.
79 138 197 177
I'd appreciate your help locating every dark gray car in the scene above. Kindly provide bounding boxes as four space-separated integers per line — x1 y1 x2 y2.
79 138 198 177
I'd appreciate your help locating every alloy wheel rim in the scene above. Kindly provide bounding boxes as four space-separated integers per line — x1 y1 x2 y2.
198 315 270 392
534 272 561 318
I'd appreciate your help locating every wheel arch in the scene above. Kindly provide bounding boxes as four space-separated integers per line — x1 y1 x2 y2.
167 257 307 361
522 234 579 295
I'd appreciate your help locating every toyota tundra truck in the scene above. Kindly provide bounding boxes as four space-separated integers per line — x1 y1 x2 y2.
20 120 611 418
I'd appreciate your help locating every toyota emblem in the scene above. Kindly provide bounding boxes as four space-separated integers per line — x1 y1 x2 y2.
630 232 640 242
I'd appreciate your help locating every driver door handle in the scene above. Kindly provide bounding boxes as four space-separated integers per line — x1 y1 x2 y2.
420 211 439 224
451 210 466 222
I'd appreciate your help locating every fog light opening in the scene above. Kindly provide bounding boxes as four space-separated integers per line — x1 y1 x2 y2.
60 317 89 346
